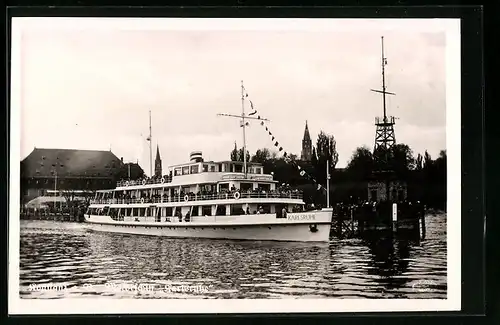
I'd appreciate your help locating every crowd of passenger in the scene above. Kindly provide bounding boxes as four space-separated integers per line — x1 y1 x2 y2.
118 175 173 187
94 184 302 204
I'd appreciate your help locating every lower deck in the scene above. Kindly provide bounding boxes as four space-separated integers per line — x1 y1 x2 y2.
87 202 305 222
84 208 333 242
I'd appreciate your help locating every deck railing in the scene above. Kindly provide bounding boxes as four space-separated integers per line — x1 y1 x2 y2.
90 191 303 205
117 176 173 188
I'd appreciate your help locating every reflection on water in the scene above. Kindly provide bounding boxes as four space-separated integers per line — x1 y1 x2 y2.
19 214 446 299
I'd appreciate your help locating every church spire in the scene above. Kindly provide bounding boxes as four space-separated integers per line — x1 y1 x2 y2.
154 144 162 177
301 120 312 161
303 120 311 141
155 144 161 161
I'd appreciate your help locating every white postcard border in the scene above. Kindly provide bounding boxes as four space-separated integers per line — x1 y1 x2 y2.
9 17 461 314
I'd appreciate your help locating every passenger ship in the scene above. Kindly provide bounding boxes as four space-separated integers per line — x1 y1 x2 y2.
84 151 333 242
85 83 333 242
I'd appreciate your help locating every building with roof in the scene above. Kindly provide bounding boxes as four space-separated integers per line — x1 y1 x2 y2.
301 120 313 162
20 148 126 203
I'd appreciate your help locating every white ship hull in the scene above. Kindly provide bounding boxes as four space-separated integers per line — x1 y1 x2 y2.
84 209 333 242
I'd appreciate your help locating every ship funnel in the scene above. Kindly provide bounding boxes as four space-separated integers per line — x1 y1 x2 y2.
190 151 203 163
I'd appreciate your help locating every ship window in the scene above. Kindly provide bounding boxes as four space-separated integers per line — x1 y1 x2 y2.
259 204 271 214
210 165 216 172
230 204 244 216
203 164 208 172
174 168 181 176
258 183 271 192
191 206 199 216
216 205 226 216
201 206 212 216
190 165 199 174
241 183 252 191
182 166 189 175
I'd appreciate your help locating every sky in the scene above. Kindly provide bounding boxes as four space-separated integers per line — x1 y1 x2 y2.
15 18 450 175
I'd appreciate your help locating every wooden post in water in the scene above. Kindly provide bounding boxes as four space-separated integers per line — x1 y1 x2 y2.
392 202 398 232
420 205 426 239
349 206 356 236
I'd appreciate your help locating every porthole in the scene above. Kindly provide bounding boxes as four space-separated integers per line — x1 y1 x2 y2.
233 228 236 230
268 227 271 230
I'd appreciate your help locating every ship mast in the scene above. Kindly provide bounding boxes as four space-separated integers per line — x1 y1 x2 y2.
241 81 247 176
217 81 270 178
381 37 387 122
149 109 153 177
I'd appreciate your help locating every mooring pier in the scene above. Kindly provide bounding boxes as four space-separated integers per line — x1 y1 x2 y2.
330 201 426 239
20 206 86 222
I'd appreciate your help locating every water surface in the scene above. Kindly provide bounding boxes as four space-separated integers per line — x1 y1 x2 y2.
19 213 446 299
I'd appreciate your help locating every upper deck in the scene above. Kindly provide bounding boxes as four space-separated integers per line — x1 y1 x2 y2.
116 152 275 190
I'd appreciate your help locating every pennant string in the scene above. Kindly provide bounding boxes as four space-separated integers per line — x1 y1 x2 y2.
243 87 326 193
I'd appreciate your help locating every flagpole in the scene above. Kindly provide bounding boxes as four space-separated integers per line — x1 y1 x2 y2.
241 80 247 177
326 160 330 208
54 170 57 211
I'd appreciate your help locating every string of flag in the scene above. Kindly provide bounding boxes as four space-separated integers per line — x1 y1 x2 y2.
242 86 327 193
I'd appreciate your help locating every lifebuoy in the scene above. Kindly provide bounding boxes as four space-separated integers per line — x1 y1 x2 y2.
234 191 241 200
184 195 189 202
161 177 165 184
142 180 146 186
140 198 145 204
125 181 130 187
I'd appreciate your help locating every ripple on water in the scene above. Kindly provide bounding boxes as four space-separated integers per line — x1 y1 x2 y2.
19 215 447 299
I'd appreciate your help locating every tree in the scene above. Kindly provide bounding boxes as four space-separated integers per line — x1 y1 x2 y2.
312 131 339 182
237 148 250 162
230 142 238 161
423 150 433 169
390 143 416 174
311 147 318 167
315 131 339 168
346 146 374 179
415 153 424 170
372 143 415 176
251 148 271 163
